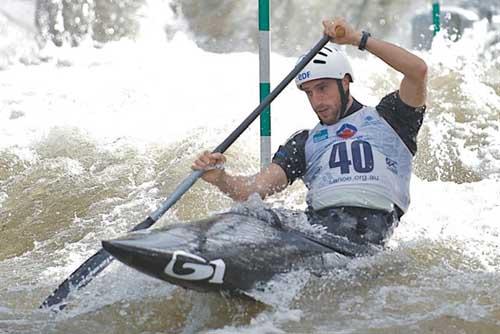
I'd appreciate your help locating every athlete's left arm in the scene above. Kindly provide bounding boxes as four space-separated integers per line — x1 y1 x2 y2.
323 18 427 107
362 36 427 108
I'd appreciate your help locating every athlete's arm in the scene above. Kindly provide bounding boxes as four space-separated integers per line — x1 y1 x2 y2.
323 17 427 108
192 151 289 201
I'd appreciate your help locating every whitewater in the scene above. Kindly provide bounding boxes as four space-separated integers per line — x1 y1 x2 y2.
0 0 499 333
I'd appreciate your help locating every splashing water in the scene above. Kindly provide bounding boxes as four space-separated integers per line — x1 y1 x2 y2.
1 0 499 333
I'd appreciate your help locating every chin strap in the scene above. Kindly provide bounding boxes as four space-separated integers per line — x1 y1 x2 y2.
336 79 349 121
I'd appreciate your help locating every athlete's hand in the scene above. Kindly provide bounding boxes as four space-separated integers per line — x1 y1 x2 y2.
191 151 226 184
322 17 361 47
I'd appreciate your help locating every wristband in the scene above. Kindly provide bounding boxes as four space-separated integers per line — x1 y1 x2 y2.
358 31 371 51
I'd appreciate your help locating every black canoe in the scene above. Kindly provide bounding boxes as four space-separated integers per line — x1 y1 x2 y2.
102 210 377 292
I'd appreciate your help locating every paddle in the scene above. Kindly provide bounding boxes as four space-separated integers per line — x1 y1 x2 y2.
40 31 343 310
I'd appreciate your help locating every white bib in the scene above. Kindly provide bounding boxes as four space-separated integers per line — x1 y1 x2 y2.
303 106 413 212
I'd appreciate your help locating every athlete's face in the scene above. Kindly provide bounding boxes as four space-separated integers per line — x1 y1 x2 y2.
301 78 347 125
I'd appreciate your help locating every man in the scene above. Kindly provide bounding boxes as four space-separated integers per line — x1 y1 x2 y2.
192 18 427 247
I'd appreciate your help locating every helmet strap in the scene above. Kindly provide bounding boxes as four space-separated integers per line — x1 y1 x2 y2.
335 79 348 121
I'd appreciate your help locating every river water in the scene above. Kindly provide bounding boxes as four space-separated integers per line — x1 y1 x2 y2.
1 0 499 333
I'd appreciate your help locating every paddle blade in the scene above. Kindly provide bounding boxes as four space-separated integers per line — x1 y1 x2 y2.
40 216 157 310
40 249 114 310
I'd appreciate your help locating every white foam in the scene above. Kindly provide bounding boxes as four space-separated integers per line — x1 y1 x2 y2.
0 5 499 333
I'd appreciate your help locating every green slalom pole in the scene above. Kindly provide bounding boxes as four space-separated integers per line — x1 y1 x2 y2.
432 1 440 36
259 0 271 169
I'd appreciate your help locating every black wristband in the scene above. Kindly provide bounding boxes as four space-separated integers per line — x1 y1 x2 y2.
358 31 371 51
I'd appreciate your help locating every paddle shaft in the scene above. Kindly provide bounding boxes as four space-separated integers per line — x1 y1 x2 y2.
40 33 341 309
151 34 332 221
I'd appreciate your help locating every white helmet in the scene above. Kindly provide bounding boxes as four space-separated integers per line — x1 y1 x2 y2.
295 43 354 88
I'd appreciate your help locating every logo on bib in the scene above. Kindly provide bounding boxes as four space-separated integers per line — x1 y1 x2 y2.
362 115 380 126
336 124 357 139
313 129 328 143
385 157 398 174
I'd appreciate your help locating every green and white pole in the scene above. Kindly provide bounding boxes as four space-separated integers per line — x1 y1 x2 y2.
432 0 440 36
259 0 271 169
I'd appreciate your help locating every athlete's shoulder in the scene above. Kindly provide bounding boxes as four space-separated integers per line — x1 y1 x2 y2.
375 90 425 155
286 129 309 143
376 90 426 117
273 129 309 185
277 129 309 150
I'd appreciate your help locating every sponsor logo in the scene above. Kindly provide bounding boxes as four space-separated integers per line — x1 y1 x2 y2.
385 157 398 174
336 124 357 139
362 115 380 126
164 250 225 284
297 71 310 81
313 129 328 143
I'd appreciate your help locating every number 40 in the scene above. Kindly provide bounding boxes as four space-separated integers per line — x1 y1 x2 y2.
329 140 374 174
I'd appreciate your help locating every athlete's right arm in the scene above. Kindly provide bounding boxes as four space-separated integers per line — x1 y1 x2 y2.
191 151 289 201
